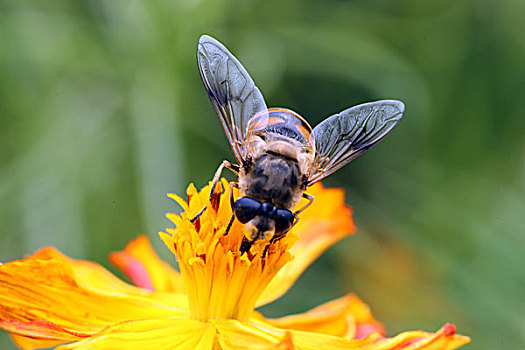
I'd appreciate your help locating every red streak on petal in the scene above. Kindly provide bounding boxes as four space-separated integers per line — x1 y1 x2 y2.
211 189 221 212
194 217 201 232
0 319 91 339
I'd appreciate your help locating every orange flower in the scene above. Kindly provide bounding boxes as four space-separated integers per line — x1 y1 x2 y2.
0 180 470 349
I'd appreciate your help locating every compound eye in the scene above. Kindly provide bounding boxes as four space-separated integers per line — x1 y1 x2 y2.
275 209 295 234
234 197 262 223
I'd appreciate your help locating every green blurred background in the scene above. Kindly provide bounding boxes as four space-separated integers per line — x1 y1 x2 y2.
1 0 524 349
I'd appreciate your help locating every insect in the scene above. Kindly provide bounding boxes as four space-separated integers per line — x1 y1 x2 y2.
196 35 405 257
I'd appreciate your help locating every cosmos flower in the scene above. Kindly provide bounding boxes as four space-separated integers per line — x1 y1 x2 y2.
0 180 470 349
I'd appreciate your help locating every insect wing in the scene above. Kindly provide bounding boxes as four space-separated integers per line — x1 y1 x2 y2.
197 35 269 162
307 100 405 185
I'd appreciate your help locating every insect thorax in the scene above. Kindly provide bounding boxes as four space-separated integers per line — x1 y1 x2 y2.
239 153 302 210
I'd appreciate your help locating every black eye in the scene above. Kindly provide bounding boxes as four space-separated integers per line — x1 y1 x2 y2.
234 197 261 223
275 209 295 234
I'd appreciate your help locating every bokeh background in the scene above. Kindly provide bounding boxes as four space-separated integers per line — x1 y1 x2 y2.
1 1 524 348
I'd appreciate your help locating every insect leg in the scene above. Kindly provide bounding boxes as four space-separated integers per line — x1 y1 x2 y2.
224 214 235 236
240 236 256 254
190 206 206 223
262 232 287 258
209 160 239 202
262 212 302 258
229 182 239 209
223 182 239 237
190 160 238 223
294 193 314 215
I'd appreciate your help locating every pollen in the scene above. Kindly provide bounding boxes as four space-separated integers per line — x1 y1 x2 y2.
160 179 296 322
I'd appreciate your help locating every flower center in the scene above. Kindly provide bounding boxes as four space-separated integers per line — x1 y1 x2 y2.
160 180 296 322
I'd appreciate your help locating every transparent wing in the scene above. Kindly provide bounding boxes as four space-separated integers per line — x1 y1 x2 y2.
307 100 405 185
197 35 268 163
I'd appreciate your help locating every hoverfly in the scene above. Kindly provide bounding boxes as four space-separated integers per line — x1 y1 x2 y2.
196 35 404 257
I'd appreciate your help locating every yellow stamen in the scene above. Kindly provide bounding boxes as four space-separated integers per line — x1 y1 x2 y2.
160 180 296 321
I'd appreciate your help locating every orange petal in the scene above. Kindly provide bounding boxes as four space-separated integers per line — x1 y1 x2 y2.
257 183 356 306
265 294 384 340
55 318 216 350
109 235 185 292
0 255 187 346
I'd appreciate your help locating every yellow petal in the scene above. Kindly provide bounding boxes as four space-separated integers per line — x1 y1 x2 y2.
376 324 470 350
30 246 150 296
55 318 216 350
0 256 186 345
214 318 469 350
285 330 381 350
265 294 384 340
213 318 287 349
290 324 470 350
257 183 356 306
286 322 470 350
213 318 381 350
0 320 90 345
109 235 185 292
11 333 64 350
29 246 188 307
